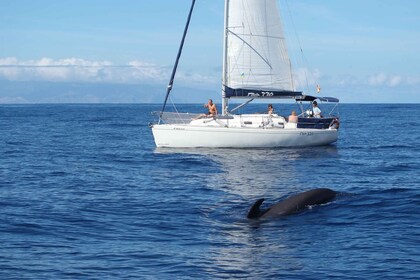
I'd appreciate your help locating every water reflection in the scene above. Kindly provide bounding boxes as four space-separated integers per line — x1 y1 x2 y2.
201 220 305 277
155 146 339 276
155 146 338 198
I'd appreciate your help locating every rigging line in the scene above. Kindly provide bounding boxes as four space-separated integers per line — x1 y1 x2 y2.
160 0 196 119
169 96 184 123
228 30 272 69
284 0 314 93
229 33 285 40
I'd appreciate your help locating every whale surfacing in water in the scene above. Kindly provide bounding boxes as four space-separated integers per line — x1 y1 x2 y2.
247 188 336 219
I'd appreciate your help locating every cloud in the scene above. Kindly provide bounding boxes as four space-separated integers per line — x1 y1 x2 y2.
292 67 323 91
291 65 420 92
289 68 420 103
0 57 114 82
0 96 29 104
407 76 420 86
323 72 419 89
388 75 402 87
0 57 217 86
1 57 418 102
367 73 404 87
368 73 387 86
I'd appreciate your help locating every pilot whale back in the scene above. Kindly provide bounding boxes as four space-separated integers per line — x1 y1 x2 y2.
247 188 336 219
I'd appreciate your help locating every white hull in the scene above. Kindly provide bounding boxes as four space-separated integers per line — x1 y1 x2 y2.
152 124 338 148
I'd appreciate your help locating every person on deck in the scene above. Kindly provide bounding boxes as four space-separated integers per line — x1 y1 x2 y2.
205 99 218 117
267 104 274 115
195 99 218 119
312 101 322 118
288 110 298 123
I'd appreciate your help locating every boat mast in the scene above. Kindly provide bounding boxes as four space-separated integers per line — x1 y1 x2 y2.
221 0 229 115
159 0 196 119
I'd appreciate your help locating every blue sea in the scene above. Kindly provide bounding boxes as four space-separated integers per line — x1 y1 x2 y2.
1 104 419 279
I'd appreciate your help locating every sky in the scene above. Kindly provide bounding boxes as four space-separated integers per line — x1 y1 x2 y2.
1 0 420 103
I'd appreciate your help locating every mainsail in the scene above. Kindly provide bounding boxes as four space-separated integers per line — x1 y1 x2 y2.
224 0 296 98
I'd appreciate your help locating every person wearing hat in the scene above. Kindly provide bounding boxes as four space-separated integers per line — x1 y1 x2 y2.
312 101 322 118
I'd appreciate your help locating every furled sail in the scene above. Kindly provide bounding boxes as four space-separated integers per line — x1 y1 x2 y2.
225 0 298 98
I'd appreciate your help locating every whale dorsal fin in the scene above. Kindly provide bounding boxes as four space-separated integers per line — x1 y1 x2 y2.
247 198 265 219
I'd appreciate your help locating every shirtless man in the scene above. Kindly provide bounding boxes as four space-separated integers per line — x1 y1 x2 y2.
205 99 218 117
195 99 218 119
288 110 298 123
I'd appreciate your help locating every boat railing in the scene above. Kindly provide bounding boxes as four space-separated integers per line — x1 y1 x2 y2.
152 111 197 124
152 111 236 124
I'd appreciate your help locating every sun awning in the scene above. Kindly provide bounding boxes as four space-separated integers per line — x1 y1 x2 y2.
296 95 339 103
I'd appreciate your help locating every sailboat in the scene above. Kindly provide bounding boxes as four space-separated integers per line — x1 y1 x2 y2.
151 0 340 148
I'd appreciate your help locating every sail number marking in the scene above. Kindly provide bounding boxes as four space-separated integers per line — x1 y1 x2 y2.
247 91 274 97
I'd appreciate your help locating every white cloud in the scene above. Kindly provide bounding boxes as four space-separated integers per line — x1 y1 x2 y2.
407 76 420 85
0 57 114 82
388 75 402 87
0 96 29 104
0 57 217 86
1 57 418 95
293 67 323 91
288 69 420 103
368 73 387 86
367 73 405 87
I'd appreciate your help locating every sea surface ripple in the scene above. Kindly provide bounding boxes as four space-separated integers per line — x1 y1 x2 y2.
0 104 419 279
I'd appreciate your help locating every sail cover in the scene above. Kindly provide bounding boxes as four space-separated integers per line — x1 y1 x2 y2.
225 0 297 98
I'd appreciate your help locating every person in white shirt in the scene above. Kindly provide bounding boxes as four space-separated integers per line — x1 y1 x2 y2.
312 101 322 118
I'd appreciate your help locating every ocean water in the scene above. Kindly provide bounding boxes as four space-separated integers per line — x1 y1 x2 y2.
0 103 419 279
